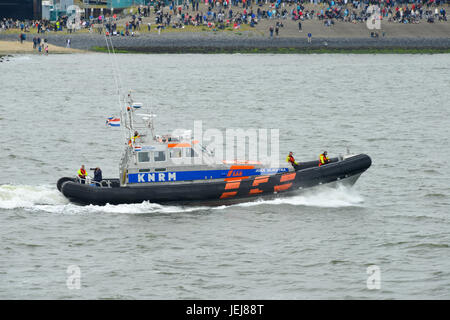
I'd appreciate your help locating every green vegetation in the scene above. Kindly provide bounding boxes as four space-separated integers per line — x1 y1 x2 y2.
92 46 130 53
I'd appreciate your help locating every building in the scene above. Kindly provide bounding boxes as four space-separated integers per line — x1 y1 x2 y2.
107 0 148 8
0 0 42 20
42 1 52 20
57 0 74 11
41 0 75 21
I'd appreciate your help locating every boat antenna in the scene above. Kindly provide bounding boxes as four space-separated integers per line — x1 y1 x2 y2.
103 24 122 107
103 21 130 143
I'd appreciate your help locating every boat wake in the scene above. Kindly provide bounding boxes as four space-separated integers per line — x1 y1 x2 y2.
0 184 68 210
232 184 364 209
0 183 364 215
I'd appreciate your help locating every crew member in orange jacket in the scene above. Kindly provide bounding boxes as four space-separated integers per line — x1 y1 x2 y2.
77 165 87 184
319 151 330 166
286 151 300 170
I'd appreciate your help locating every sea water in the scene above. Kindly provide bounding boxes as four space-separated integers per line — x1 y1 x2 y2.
0 54 449 299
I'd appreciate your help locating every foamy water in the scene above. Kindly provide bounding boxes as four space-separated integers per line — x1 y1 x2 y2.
1 53 449 300
236 185 365 208
0 184 68 210
0 183 364 214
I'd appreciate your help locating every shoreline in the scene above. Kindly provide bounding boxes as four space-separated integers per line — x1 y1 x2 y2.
90 45 450 54
1 32 449 55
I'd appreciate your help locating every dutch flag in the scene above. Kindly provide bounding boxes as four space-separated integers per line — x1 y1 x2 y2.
134 146 142 152
106 117 120 127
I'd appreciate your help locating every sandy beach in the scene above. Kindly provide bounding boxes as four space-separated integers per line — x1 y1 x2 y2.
0 40 84 55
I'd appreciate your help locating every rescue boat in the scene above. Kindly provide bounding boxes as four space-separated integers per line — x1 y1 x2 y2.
57 94 371 206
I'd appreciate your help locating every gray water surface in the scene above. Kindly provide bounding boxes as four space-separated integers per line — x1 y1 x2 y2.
0 53 449 299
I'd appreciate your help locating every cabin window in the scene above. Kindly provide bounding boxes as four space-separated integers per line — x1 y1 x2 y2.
154 151 166 162
138 152 150 162
184 148 199 158
170 148 182 158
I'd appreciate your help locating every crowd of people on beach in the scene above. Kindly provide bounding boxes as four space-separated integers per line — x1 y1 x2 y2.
0 0 448 37
1 16 94 34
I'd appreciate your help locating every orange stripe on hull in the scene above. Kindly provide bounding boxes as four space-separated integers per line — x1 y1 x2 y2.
274 183 292 193
225 176 249 182
252 175 269 186
224 165 255 182
249 189 263 195
168 143 191 148
228 165 255 171
280 172 296 183
225 182 241 190
220 191 237 199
